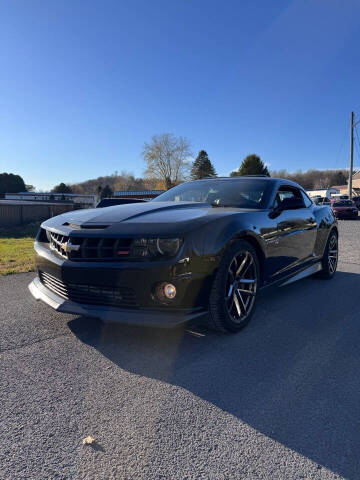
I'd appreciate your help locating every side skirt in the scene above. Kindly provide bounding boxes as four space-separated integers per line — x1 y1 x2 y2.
259 261 323 291
279 262 322 287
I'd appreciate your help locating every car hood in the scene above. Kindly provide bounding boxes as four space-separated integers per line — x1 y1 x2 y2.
42 201 261 236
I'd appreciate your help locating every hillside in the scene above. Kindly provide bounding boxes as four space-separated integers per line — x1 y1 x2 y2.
70 172 163 194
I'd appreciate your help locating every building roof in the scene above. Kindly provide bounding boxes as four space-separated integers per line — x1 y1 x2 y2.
6 192 95 197
0 199 73 206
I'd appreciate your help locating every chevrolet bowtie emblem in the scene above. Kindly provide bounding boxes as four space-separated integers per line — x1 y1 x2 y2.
61 242 80 253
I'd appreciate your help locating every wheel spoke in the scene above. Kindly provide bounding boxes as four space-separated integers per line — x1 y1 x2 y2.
235 252 248 276
232 256 238 272
237 288 255 296
233 292 241 316
240 256 254 278
236 289 247 312
329 257 336 272
238 278 255 284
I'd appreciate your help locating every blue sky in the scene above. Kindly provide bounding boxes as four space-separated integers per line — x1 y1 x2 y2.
1 0 360 191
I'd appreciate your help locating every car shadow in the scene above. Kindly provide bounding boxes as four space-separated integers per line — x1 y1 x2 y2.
68 270 360 479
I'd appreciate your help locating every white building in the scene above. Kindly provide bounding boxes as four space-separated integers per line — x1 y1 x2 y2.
5 192 96 206
306 188 340 199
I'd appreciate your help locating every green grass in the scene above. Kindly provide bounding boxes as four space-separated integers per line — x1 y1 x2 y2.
0 222 40 276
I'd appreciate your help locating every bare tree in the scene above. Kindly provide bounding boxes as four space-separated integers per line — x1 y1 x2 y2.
142 133 192 189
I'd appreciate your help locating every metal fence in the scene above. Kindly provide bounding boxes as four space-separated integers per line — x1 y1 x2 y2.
0 203 76 227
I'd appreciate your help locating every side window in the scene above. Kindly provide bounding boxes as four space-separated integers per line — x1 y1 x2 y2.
278 189 295 202
275 186 305 207
300 190 312 208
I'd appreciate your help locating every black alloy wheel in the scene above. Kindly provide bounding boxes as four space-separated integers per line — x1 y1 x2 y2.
318 230 338 279
209 240 259 333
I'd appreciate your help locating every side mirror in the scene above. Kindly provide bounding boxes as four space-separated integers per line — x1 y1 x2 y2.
269 197 304 218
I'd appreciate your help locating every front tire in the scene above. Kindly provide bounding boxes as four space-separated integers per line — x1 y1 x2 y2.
318 230 338 279
209 240 259 333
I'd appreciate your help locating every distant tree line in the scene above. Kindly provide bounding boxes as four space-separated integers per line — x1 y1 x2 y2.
70 171 162 197
2 132 350 197
269 169 348 190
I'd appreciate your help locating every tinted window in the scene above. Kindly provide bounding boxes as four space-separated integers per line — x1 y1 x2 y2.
301 190 312 207
153 179 272 209
274 186 305 208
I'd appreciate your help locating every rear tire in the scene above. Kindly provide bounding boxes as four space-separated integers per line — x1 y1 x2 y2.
317 230 338 279
209 240 260 333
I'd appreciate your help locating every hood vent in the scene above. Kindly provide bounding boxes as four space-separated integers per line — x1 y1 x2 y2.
63 222 109 230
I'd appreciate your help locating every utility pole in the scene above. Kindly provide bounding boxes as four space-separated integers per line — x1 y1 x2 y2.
349 111 354 199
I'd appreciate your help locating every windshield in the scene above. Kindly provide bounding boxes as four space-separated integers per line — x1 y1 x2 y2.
152 179 272 209
333 201 353 207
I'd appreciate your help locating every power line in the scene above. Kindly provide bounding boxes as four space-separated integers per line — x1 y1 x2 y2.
334 123 348 168
354 124 360 164
349 112 355 198
355 122 360 146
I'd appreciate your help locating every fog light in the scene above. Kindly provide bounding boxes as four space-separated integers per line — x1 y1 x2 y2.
163 283 176 299
156 282 177 303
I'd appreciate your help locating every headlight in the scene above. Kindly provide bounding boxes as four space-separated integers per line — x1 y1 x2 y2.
131 238 182 258
156 238 181 256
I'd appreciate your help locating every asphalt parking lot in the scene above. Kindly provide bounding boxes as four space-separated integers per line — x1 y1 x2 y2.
1 219 360 480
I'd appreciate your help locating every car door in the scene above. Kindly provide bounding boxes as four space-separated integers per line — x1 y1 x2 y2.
267 186 317 279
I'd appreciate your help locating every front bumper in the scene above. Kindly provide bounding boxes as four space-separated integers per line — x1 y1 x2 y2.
29 277 207 326
29 241 212 326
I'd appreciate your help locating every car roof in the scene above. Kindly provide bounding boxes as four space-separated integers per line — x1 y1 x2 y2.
191 176 304 189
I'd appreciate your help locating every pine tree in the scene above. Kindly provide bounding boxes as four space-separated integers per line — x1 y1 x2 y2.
191 151 217 180
230 154 269 177
51 182 73 193
0 173 27 197
101 185 113 198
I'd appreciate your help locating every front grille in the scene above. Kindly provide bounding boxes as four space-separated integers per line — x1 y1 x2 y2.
39 271 138 308
49 232 132 261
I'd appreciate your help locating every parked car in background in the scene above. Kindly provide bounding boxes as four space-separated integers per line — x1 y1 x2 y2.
313 197 331 205
330 194 349 202
331 200 358 219
96 198 147 208
29 177 338 334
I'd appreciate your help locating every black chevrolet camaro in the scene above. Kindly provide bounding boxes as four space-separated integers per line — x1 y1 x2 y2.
29 177 338 333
